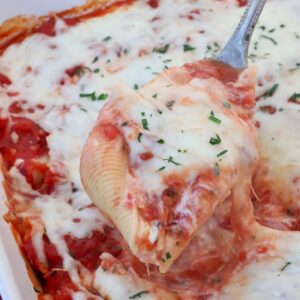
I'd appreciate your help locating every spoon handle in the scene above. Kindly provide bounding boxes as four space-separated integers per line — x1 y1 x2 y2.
216 0 267 69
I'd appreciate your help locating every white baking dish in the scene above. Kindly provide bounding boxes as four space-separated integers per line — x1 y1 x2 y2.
0 2 84 300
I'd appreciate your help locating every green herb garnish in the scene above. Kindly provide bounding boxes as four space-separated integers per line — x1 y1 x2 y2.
208 111 221 124
92 56 98 63
260 34 277 45
177 149 187 153
183 44 196 52
80 92 108 101
217 150 228 158
142 118 149 130
280 262 291 272
157 139 165 144
103 36 112 42
153 44 169 54
98 93 109 100
163 156 181 166
137 133 143 143
157 166 166 171
288 93 300 103
209 134 221 145
129 290 149 299
263 84 279 98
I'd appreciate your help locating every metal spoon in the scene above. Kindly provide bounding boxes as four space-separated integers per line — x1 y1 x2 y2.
216 0 267 69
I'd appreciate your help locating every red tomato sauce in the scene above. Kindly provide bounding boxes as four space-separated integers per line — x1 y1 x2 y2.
0 117 64 193
0 117 48 167
148 0 160 9
42 270 78 300
99 122 121 140
36 17 56 37
237 0 248 7
64 227 128 272
0 73 12 86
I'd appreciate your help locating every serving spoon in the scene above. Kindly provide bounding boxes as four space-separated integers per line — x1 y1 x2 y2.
216 0 267 69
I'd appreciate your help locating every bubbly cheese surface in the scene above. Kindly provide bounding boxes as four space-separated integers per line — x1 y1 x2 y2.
0 0 300 299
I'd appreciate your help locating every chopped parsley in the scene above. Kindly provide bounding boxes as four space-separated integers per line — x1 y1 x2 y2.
157 109 163 114
80 108 87 112
103 36 112 42
183 44 196 52
152 93 158 98
92 56 99 63
260 34 277 45
288 93 300 103
157 166 166 172
129 290 149 299
163 156 181 166
209 134 221 145
208 111 221 124
204 42 220 55
165 100 175 110
259 25 266 30
263 84 279 98
162 252 172 263
153 44 169 54
98 93 109 100
157 139 165 144
134 84 139 90
93 68 100 73
137 133 143 143
121 121 128 127
177 149 187 153
80 92 109 101
217 150 228 158
163 59 172 63
280 262 291 272
157 166 166 171
142 118 149 130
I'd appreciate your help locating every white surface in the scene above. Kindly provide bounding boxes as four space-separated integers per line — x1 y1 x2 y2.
0 186 36 300
0 0 84 22
0 2 84 300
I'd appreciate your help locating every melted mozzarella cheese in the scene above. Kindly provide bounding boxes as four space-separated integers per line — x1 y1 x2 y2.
220 228 300 300
0 0 299 299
